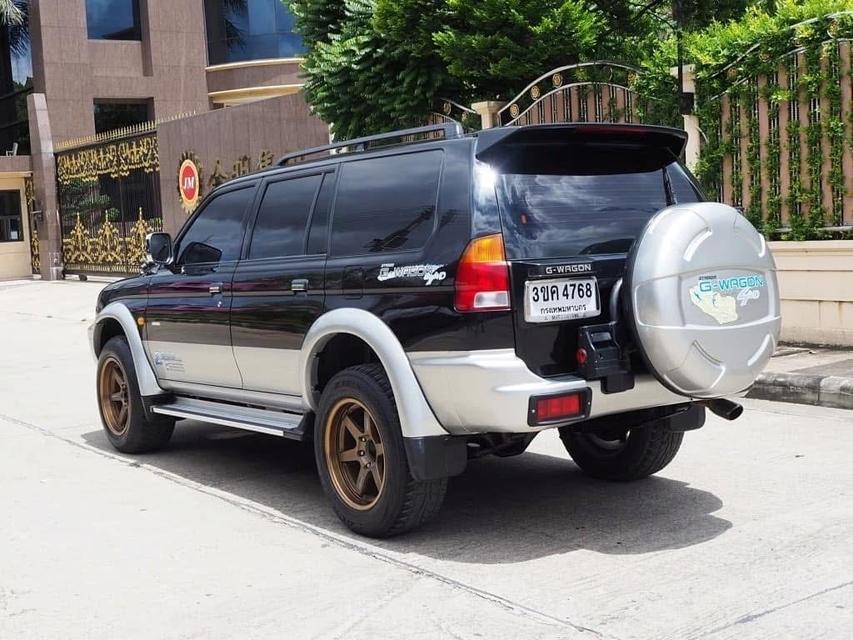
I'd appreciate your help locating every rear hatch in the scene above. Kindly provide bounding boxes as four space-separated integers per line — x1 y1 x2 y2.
475 124 700 377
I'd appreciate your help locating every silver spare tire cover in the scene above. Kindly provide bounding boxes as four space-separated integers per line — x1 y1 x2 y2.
625 202 781 398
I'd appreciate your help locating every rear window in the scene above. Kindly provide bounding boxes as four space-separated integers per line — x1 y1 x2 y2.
496 162 700 259
330 151 442 256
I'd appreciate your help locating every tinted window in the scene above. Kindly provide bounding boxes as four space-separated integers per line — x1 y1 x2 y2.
86 0 141 40
178 187 253 265
94 101 149 133
0 7 32 155
498 162 697 259
249 175 321 259
331 151 442 256
670 165 702 203
0 190 22 242
204 0 304 65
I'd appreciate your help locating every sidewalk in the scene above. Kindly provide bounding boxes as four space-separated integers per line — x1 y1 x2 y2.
748 346 853 410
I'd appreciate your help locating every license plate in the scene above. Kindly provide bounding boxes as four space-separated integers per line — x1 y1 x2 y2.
524 277 600 323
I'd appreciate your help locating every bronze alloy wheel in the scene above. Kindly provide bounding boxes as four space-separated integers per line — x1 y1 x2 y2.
99 356 131 437
324 398 386 511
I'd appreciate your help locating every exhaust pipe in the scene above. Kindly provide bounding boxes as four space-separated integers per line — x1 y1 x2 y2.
703 398 744 421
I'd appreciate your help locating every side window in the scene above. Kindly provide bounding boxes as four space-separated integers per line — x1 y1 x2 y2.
331 151 442 256
249 174 322 259
177 187 254 265
668 163 702 203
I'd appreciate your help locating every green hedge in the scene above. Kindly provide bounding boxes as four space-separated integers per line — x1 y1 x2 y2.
639 0 853 239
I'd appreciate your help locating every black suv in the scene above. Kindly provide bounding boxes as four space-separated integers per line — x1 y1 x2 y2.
90 123 780 536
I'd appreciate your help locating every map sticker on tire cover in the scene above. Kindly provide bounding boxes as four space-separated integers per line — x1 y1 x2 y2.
689 274 767 325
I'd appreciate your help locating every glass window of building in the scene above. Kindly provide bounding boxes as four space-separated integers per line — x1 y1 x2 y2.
94 101 150 134
0 190 23 242
86 0 142 40
0 1 32 155
205 0 305 66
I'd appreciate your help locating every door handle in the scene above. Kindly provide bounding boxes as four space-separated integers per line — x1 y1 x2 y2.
291 278 309 292
209 283 223 295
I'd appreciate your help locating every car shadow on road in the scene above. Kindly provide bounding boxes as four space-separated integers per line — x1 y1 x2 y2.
82 423 732 564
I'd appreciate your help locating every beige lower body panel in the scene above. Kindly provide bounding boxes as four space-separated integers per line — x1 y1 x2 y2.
408 349 688 435
232 346 301 395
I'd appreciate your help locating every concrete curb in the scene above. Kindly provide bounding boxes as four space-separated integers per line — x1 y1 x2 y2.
748 371 853 410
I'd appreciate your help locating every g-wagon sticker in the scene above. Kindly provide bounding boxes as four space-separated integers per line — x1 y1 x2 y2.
689 274 768 324
378 263 447 285
698 274 766 293
544 263 593 275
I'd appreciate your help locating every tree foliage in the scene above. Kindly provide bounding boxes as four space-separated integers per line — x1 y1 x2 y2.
418 0 602 100
687 0 853 75
291 0 446 139
636 0 853 89
290 0 663 137
288 0 811 137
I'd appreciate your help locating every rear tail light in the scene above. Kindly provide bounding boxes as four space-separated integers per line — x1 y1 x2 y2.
528 390 589 426
454 233 511 312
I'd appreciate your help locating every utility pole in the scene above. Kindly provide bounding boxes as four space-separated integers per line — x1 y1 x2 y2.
670 0 699 168
672 0 693 116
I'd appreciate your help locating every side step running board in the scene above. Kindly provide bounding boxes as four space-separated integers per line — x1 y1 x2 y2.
151 397 310 440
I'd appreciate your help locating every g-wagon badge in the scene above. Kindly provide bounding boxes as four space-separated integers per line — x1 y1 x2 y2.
544 263 593 275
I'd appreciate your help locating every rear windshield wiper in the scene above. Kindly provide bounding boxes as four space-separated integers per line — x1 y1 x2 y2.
661 167 676 206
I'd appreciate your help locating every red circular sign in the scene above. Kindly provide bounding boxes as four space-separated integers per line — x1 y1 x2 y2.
179 160 200 205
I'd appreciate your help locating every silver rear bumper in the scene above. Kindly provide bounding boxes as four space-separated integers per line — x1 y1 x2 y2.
408 349 688 435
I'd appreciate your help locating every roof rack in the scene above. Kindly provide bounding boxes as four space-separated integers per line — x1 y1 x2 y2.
276 122 464 167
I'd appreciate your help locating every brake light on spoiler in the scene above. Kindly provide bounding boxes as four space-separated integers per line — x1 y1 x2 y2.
454 233 511 312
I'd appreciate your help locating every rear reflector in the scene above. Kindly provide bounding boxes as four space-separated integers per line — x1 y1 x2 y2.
454 233 511 313
528 390 589 426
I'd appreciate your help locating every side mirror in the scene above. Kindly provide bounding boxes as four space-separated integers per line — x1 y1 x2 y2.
145 232 173 265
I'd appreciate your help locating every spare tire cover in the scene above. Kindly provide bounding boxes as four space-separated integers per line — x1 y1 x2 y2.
625 202 780 398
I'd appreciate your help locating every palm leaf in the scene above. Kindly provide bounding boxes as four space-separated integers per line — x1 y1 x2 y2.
0 0 23 26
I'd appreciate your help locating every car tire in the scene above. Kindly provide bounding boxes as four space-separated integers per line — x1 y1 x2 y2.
559 424 683 481
96 335 174 453
314 363 447 537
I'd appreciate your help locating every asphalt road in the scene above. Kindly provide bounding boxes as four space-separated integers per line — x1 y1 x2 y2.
1 279 852 640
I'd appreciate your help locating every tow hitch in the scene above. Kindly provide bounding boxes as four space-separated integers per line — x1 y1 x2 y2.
576 322 635 394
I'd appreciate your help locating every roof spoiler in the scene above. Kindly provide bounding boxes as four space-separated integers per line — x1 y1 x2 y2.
475 123 688 163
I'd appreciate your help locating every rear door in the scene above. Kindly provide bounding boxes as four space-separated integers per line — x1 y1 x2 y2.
324 149 449 329
490 137 702 377
230 168 335 395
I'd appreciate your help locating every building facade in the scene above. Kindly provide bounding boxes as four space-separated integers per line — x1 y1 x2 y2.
0 0 325 280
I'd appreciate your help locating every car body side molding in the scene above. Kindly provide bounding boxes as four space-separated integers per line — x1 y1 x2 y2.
89 302 165 398
300 308 449 439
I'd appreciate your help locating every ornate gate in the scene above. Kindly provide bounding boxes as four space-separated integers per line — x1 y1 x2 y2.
56 127 163 276
498 61 678 128
25 177 39 275
427 99 478 130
